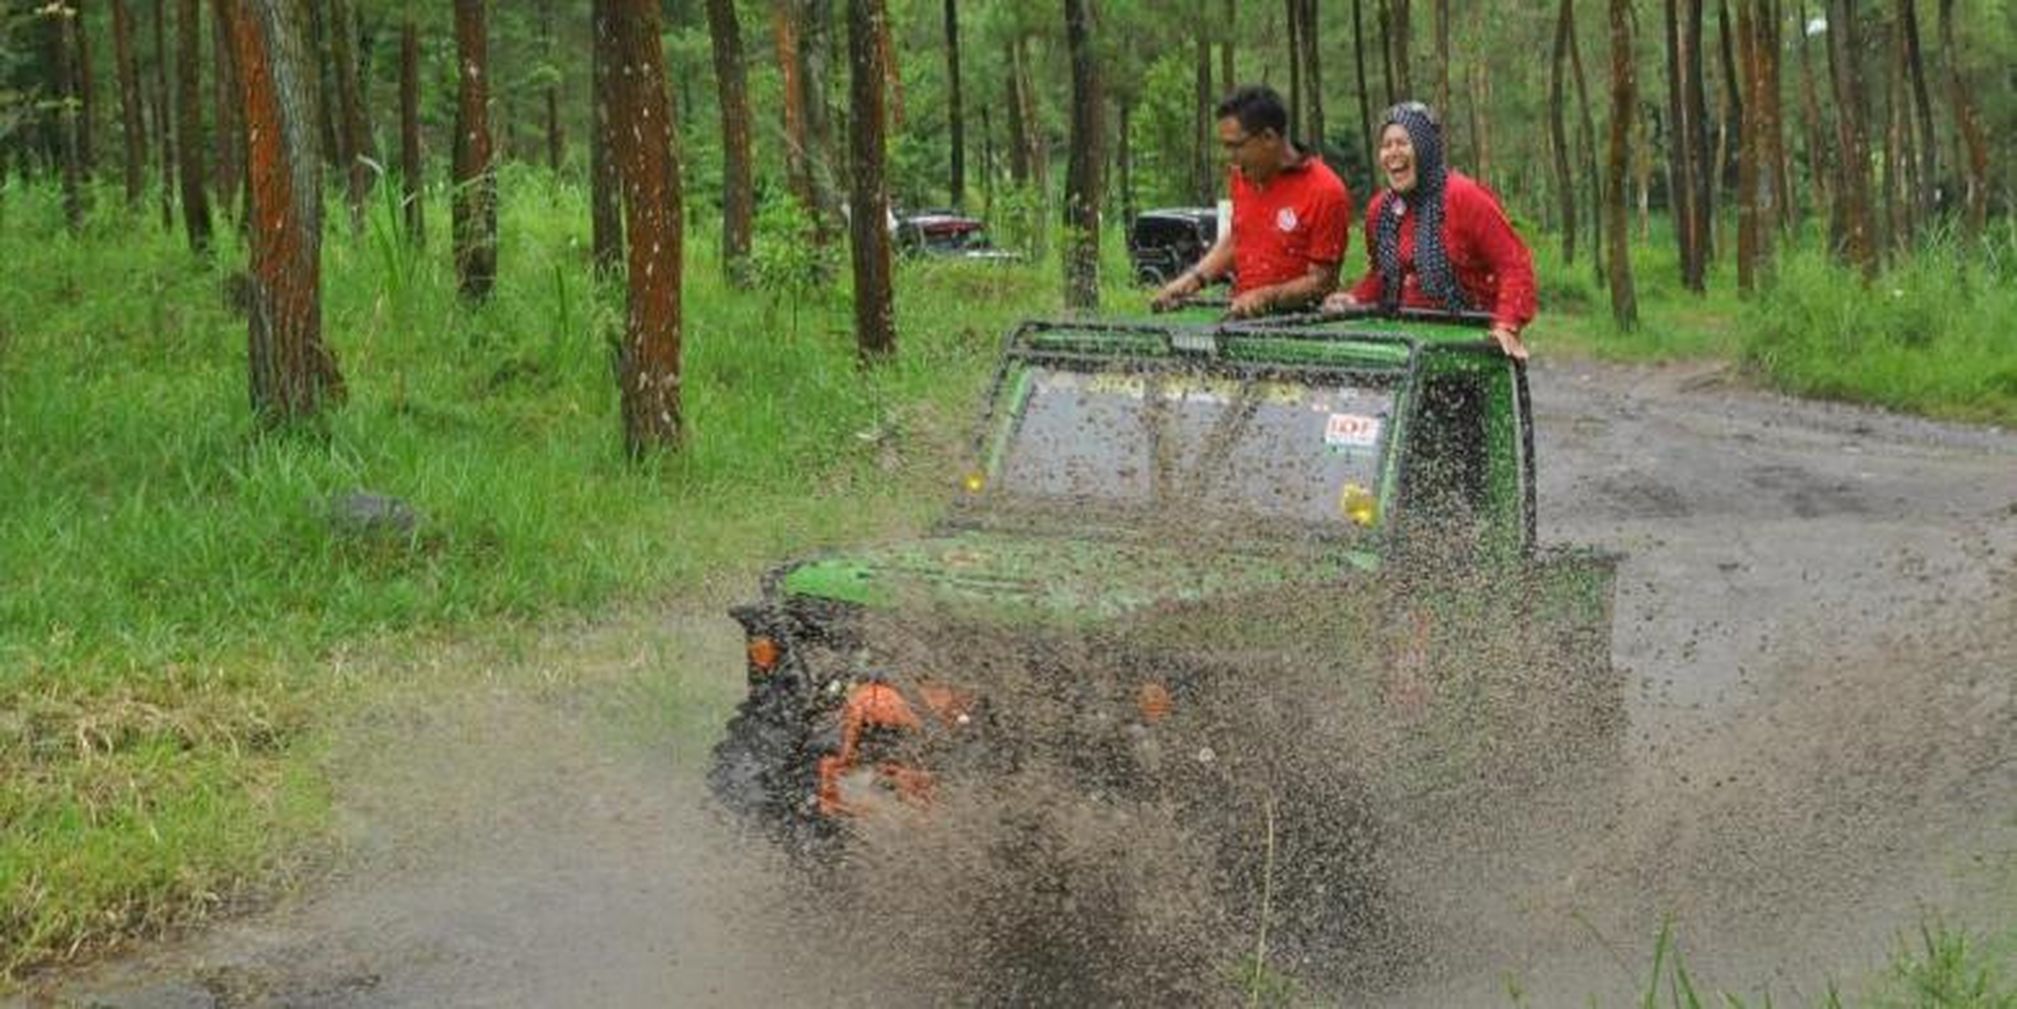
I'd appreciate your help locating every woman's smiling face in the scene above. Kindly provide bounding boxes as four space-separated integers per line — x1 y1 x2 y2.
1380 123 1418 194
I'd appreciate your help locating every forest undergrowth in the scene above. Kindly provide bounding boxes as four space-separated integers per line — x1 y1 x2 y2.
1 172 2011 997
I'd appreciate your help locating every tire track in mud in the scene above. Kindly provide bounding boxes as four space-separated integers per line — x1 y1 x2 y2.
24 359 2017 1008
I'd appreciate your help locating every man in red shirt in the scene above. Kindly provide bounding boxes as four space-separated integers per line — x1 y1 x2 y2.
1151 86 1352 319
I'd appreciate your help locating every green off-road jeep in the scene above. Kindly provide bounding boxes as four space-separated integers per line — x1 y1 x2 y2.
708 307 1622 978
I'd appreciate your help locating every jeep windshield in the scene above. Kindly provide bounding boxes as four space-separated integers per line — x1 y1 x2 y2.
981 363 1395 535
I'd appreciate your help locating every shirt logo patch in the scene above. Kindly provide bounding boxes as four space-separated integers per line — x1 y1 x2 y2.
1276 208 1300 232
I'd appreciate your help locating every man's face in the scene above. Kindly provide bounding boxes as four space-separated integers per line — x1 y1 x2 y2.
1218 116 1283 181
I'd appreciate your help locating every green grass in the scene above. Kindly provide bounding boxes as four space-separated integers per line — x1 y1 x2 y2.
0 170 1081 978
1532 216 2017 426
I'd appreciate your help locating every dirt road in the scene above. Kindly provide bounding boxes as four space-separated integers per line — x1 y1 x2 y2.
22 358 2017 1008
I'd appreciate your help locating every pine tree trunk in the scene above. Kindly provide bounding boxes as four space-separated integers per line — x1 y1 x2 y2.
605 0 684 456
844 0 895 361
1825 0 1878 279
1192 12 1211 202
773 2 814 213
1220 0 1234 92
1353 0 1374 173
452 0 496 299
1116 96 1134 227
152 0 175 230
1006 37 1030 186
943 0 963 207
400 11 422 246
112 0 147 206
1935 0 1988 236
1435 0 1450 118
223 0 345 426
1567 0 1604 284
1550 0 1578 262
328 0 370 231
1388 0 1412 99
175 0 211 253
1062 0 1103 312
1735 0 1760 293
1795 0 1830 225
1897 0 1935 228
1298 0 1323 149
591 0 623 272
212 0 242 224
705 0 754 284
539 0 562 174
1606 0 1638 328
50 6 86 233
73 1 98 177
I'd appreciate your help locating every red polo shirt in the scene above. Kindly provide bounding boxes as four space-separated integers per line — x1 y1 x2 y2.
1346 171 1538 330
1228 151 1352 295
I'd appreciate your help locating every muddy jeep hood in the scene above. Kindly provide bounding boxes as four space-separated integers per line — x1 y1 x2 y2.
774 531 1376 623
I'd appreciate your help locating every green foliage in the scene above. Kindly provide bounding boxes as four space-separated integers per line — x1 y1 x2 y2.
0 170 1042 980
1743 226 2017 425
748 194 837 335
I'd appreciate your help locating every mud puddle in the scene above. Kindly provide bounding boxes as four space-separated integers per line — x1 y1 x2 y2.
19 358 2017 1007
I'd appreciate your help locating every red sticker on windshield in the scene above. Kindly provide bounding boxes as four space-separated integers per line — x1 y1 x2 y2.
1324 413 1382 448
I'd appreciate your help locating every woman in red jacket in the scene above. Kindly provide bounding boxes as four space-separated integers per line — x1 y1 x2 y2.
1323 102 1537 360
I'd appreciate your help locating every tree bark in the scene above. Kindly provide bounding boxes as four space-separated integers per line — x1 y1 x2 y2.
844 0 895 361
211 0 242 224
1220 0 1235 93
452 0 496 299
1683 0 1713 266
540 0 562 174
1116 96 1133 226
1825 0 1877 279
1005 37 1030 187
73 0 98 177
607 0 685 456
1897 0 1935 229
1192 9 1211 202
1567 0 1604 284
1388 0 1412 100
773 2 815 213
112 0 147 206
799 0 842 227
1353 0 1375 174
152 0 175 230
1734 0 1761 292
1297 0 1323 149
50 5 86 232
327 0 371 231
1936 0 1988 236
1664 0 1701 290
1606 0 1638 328
705 0 754 284
1062 0 1103 312
590 0 622 272
1435 0 1450 117
943 0 963 207
399 10 422 245
1550 0 1577 261
175 0 211 253
1286 0 1302 139
223 0 345 426
1795 0 1831 226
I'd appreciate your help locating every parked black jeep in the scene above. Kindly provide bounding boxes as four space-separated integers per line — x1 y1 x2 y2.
1127 207 1220 287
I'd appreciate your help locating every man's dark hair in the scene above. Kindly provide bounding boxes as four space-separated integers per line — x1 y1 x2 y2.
1214 85 1289 138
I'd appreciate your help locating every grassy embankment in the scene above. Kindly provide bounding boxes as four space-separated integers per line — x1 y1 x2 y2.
2 169 2012 993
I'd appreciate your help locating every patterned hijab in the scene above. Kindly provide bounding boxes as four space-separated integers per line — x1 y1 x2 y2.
1375 102 1470 314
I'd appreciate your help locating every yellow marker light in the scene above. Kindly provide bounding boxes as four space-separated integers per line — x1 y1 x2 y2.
962 471 987 494
1339 483 1378 527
